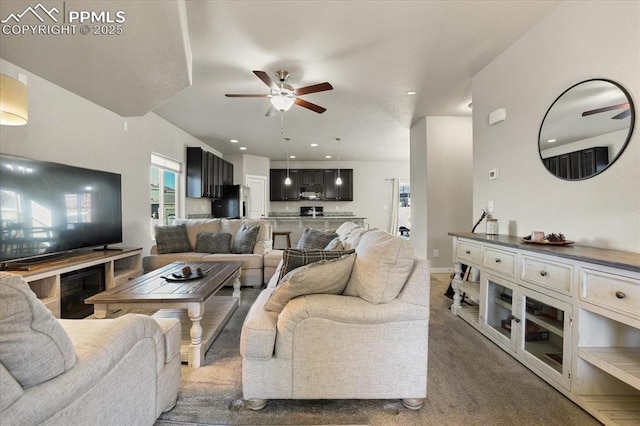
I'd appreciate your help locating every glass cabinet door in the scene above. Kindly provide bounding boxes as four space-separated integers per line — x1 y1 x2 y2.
519 288 572 390
481 273 517 352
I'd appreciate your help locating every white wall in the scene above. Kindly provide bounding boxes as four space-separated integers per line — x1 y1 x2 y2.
270 160 409 233
410 117 473 268
0 59 216 256
472 1 639 252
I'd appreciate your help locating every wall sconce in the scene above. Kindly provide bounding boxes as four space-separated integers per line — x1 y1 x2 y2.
0 73 29 126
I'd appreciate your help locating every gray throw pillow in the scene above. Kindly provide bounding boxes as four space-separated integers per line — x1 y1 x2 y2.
296 227 339 250
265 253 356 313
231 225 260 254
278 248 355 283
0 273 77 388
154 224 192 254
195 232 232 253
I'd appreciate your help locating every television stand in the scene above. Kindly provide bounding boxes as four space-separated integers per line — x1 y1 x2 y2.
2 251 74 271
7 248 142 318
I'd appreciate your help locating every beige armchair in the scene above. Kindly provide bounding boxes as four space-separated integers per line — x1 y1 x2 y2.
240 229 430 410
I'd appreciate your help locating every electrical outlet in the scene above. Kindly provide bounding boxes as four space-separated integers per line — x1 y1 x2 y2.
433 249 439 258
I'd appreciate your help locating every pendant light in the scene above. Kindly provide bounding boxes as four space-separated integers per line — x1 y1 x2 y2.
0 73 29 126
335 137 342 185
284 137 292 185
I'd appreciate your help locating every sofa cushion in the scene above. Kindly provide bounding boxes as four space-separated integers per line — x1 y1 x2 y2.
241 219 273 255
0 362 23 411
231 224 260 254
265 254 356 313
278 248 356 283
154 224 191 254
324 237 345 251
335 221 361 243
173 218 221 249
342 227 372 250
296 228 338 250
0 273 77 388
201 253 263 270
194 232 232 254
343 230 415 304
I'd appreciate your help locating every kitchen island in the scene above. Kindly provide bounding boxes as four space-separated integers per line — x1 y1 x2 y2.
265 213 367 248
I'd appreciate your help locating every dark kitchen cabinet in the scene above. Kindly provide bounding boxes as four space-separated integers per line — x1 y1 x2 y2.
223 160 234 184
270 169 300 201
300 169 324 186
187 147 211 198
324 169 353 201
186 147 233 199
543 146 608 180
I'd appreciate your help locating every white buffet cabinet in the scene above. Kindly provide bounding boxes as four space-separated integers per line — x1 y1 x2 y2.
449 232 639 426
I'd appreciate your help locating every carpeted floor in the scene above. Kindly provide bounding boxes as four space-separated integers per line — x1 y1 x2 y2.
155 274 600 426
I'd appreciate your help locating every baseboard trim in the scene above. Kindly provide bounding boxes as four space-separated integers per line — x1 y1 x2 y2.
431 267 453 274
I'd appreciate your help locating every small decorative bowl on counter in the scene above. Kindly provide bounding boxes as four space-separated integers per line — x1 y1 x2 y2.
521 233 575 246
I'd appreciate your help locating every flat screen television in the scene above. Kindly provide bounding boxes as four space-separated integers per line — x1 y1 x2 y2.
0 154 123 267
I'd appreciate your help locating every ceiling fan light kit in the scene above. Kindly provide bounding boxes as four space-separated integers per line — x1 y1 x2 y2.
226 70 333 114
0 73 29 126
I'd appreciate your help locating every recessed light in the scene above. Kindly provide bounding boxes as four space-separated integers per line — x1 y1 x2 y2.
239 146 247 150
230 139 238 143
310 143 318 147
407 91 417 95
547 139 557 143
325 155 332 159
289 155 296 159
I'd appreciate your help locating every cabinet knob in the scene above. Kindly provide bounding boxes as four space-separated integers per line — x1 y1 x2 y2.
540 270 547 277
495 258 502 263
509 315 521 323
615 291 626 299
465 250 471 255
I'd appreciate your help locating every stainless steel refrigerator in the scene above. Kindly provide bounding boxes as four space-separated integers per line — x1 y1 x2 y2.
212 185 245 219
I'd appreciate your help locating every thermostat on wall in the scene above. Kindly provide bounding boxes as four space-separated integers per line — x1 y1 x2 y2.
489 108 507 125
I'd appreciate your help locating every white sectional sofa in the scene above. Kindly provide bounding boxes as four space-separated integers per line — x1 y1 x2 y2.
240 223 430 410
143 218 273 287
0 272 181 425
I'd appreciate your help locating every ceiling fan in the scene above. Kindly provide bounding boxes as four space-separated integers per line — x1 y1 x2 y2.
582 102 631 120
225 70 333 115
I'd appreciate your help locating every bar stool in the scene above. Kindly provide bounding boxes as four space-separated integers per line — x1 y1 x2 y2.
272 231 292 249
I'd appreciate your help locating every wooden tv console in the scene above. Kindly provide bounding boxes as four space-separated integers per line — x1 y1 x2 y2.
5 247 142 318
449 233 639 426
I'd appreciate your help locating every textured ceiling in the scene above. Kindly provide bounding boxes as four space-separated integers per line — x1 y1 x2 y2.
0 0 559 161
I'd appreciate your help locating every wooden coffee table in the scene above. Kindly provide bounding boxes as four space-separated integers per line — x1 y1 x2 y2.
85 261 243 367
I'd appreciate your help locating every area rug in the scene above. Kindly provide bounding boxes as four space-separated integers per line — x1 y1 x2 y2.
155 274 598 426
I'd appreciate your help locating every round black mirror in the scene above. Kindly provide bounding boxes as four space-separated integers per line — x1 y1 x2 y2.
539 79 635 180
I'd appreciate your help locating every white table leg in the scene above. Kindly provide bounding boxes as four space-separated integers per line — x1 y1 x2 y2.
232 269 241 303
451 261 463 315
187 302 204 367
93 304 108 319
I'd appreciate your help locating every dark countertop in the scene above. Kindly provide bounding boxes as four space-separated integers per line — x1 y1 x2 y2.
449 232 640 273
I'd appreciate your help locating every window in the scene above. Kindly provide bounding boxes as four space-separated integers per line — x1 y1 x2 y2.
151 154 181 235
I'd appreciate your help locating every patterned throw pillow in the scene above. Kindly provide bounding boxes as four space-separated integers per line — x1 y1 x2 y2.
278 248 356 283
231 225 260 254
296 228 338 250
264 254 356 313
154 224 192 254
194 232 232 254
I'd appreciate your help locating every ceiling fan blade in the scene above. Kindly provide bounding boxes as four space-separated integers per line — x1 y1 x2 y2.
612 109 631 120
582 102 629 117
265 105 278 117
225 94 269 97
294 98 327 114
253 70 278 89
294 82 333 96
